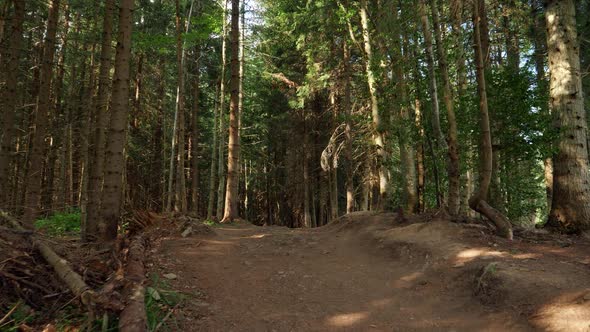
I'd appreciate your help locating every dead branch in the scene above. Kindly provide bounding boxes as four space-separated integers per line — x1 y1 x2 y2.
0 210 95 305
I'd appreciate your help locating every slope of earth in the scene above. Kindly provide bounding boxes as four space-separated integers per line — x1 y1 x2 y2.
149 212 590 331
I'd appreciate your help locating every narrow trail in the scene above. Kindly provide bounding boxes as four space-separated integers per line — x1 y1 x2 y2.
148 212 590 331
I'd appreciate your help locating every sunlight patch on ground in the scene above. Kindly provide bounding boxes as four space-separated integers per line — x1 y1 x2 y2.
453 248 506 265
325 312 368 327
391 272 423 289
512 253 540 260
244 234 269 239
534 297 590 332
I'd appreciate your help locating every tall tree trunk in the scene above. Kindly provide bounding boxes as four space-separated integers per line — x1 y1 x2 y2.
531 1 553 210
470 0 513 239
151 58 166 211
418 2 444 148
22 0 61 227
343 42 354 214
86 0 114 241
222 0 241 222
430 0 460 215
99 0 134 243
216 1 229 218
545 0 590 233
303 110 312 227
450 0 467 91
0 0 24 208
359 0 387 210
207 82 220 220
414 98 426 213
391 5 417 214
191 46 201 214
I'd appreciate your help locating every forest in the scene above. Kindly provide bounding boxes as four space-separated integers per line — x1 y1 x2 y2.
0 0 590 330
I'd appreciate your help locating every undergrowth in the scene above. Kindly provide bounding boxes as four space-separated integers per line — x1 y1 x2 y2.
35 209 81 236
146 273 184 331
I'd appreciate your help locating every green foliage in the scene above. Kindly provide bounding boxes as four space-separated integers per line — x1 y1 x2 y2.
35 210 81 236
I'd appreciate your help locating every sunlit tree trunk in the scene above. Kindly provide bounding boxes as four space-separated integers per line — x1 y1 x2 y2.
531 1 553 210
359 0 387 210
222 0 241 222
342 42 354 214
418 1 444 148
545 0 590 233
99 0 134 243
22 0 60 227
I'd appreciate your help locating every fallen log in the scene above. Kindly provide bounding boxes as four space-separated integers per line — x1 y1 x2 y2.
118 235 147 332
0 210 95 305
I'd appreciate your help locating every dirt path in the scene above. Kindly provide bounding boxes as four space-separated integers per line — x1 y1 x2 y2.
150 212 590 331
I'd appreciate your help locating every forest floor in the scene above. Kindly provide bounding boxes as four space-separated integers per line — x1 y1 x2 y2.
149 212 590 331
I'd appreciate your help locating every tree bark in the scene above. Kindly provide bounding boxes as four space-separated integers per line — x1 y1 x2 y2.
216 1 229 219
470 0 513 239
359 0 388 210
191 46 201 214
343 42 354 214
86 0 115 241
430 0 460 216
418 1 444 148
22 0 61 227
99 0 134 243
207 82 220 220
222 0 241 222
545 0 590 233
0 0 24 208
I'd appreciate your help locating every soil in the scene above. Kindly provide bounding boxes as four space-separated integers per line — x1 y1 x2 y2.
150 212 590 331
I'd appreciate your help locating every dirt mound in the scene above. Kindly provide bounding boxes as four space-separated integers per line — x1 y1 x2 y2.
331 212 590 331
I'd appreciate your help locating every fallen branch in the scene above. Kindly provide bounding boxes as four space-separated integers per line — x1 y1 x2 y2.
0 210 95 305
118 235 147 332
0 300 21 326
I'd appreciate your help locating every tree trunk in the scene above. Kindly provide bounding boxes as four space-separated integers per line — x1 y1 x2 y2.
392 5 417 214
430 0 460 215
86 0 115 241
191 46 201 214
222 0 241 222
22 0 61 227
415 98 426 213
531 1 553 210
0 0 24 208
418 1 444 148
470 0 513 239
207 82 220 220
545 0 590 233
216 1 229 219
343 42 354 214
450 0 467 91
99 0 134 243
150 58 166 211
359 0 387 210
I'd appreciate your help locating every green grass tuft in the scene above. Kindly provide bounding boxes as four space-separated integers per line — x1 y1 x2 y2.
35 209 81 236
